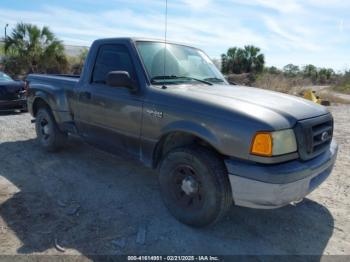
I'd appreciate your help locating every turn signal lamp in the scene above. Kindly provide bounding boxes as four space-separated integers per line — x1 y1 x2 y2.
250 132 273 156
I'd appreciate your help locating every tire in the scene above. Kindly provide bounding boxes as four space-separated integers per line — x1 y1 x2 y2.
35 107 67 152
158 145 232 227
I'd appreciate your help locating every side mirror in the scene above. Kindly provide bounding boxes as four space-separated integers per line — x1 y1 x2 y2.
106 71 137 91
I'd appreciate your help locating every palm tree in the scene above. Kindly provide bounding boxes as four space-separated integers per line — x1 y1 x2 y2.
243 45 264 73
4 23 68 75
221 45 265 74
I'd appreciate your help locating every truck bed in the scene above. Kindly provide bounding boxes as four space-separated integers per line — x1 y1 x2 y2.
27 74 80 89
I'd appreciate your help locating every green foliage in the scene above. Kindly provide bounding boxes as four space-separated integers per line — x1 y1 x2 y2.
265 66 282 75
318 68 335 84
0 42 4 56
221 45 265 74
333 70 350 94
281 64 336 84
220 42 346 90
283 64 300 77
220 43 344 87
68 47 89 75
79 48 88 61
3 23 68 76
302 64 318 82
299 65 335 84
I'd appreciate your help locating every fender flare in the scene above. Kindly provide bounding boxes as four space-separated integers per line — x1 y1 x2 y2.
151 120 223 167
160 120 220 148
31 90 72 124
31 91 53 114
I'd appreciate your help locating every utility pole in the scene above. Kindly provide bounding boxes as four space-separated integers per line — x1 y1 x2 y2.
4 23 9 40
4 24 8 55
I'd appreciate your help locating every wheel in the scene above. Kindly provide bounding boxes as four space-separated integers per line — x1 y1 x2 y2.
158 145 232 227
35 107 67 152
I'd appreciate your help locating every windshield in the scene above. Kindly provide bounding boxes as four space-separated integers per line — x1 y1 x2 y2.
0 72 13 82
136 41 227 85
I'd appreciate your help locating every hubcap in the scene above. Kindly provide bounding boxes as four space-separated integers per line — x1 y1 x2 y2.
43 125 50 135
181 176 199 196
172 165 203 209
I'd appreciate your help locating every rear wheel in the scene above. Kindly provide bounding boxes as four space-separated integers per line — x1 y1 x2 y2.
35 107 67 152
158 146 232 227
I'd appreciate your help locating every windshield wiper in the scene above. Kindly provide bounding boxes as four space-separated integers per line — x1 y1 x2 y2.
203 77 225 83
151 75 213 86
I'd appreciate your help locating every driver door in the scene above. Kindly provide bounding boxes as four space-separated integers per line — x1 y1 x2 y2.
76 44 143 158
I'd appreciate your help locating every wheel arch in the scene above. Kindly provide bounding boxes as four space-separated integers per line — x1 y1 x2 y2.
32 96 51 117
152 121 224 168
31 89 73 125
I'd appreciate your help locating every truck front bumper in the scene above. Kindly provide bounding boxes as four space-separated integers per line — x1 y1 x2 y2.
225 140 338 209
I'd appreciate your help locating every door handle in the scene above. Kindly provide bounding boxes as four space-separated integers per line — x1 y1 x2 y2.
81 91 92 99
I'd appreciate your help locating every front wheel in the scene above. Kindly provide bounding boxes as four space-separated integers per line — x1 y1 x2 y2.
158 146 233 227
35 107 67 152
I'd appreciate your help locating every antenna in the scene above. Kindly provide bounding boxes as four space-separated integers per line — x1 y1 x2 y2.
164 0 168 44
162 0 168 88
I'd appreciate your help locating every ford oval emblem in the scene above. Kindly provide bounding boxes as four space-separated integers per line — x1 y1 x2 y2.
321 131 329 141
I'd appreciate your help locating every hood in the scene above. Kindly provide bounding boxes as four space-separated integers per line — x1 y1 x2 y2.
167 84 329 129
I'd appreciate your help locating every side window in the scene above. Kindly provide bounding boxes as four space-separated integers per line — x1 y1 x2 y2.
92 44 136 84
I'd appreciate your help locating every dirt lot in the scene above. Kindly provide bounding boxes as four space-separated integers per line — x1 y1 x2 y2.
0 106 349 258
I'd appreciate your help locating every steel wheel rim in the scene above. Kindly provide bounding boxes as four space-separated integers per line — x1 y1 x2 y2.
171 165 204 210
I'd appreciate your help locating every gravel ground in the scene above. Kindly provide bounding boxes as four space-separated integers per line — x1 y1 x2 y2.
0 106 349 258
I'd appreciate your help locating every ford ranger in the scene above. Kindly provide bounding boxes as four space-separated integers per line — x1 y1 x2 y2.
26 38 338 227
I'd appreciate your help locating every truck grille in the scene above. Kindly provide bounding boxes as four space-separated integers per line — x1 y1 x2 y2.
294 114 333 161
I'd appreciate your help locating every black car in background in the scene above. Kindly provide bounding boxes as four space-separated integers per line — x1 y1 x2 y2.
0 71 27 112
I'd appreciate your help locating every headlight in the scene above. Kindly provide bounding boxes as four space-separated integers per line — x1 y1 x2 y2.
250 129 297 157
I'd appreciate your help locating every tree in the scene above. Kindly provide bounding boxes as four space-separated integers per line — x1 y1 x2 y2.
221 54 228 74
345 70 350 77
265 66 281 75
283 64 300 77
302 64 318 82
70 47 89 75
4 23 68 76
0 42 4 56
211 58 221 71
221 45 265 74
243 45 265 73
318 68 335 84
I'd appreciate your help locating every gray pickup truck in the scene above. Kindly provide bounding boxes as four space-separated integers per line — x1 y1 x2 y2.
26 38 338 227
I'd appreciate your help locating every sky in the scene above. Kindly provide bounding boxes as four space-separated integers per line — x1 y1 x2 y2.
0 0 349 71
